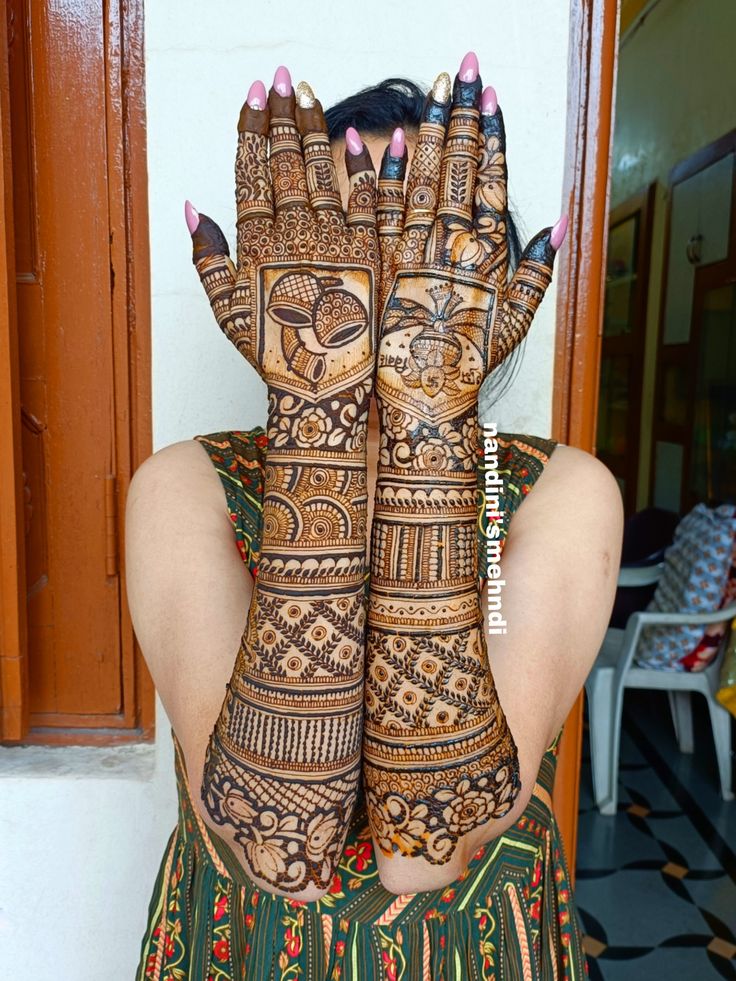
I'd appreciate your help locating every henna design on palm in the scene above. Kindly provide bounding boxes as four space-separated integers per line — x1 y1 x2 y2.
366 67 559 868
189 76 378 894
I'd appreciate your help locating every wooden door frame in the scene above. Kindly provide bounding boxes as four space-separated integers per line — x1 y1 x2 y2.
648 131 736 515
0 0 154 743
0 15 27 741
552 0 620 873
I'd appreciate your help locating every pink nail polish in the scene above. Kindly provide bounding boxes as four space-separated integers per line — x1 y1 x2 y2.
459 51 479 83
184 200 200 234
550 214 569 251
273 66 292 97
345 126 363 156
390 127 405 157
481 86 497 115
247 80 267 110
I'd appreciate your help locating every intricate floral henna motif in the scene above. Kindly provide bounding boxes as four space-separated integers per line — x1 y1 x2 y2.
366 66 558 867
190 76 378 894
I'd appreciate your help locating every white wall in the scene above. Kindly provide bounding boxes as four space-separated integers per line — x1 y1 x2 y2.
148 0 570 446
0 4 570 979
0 712 177 980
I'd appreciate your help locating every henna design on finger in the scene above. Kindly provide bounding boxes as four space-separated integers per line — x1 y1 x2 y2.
377 134 407 308
268 85 311 212
401 73 451 265
491 229 554 369
473 98 508 280
296 82 343 214
236 98 273 244
345 133 377 233
436 74 482 229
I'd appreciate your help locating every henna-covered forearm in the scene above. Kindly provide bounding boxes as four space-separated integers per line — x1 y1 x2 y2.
188 70 379 896
201 382 371 893
366 404 515 866
364 55 559 872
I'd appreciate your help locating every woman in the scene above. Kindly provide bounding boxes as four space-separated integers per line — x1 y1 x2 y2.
127 52 622 979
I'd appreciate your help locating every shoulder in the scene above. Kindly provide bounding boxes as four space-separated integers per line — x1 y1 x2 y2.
508 443 624 577
534 443 622 510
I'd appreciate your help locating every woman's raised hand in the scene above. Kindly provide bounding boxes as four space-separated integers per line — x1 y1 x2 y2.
364 52 567 886
187 67 380 443
184 70 380 898
374 51 567 469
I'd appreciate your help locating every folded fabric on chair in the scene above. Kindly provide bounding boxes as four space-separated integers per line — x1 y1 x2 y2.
635 503 736 672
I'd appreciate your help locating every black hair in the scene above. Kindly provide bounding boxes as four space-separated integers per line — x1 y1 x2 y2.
325 78 426 140
325 78 527 412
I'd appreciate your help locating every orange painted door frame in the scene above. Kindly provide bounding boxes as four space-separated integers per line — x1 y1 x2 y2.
552 0 620 874
0 15 27 741
0 0 153 743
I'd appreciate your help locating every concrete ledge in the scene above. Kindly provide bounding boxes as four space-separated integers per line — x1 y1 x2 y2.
0 742 157 780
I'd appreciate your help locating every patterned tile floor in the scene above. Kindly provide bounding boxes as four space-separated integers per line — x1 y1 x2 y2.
576 690 736 980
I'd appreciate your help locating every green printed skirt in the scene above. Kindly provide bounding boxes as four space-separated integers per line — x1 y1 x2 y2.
137 429 589 980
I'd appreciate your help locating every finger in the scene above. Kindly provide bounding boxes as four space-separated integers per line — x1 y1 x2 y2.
236 80 273 261
377 127 407 271
188 203 257 366
401 71 452 260
344 127 377 230
268 66 310 213
436 52 482 229
190 206 235 311
474 88 508 278
490 227 558 370
294 81 343 215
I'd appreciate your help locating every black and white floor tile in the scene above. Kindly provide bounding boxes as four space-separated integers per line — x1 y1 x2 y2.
576 689 736 981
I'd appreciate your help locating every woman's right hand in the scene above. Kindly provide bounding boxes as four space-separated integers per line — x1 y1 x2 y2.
184 68 380 899
186 68 380 452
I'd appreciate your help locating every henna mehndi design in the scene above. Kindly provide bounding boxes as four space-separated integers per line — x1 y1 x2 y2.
365 63 558 868
189 72 378 895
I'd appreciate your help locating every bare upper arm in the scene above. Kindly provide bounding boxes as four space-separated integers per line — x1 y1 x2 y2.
480 444 624 822
124 439 253 787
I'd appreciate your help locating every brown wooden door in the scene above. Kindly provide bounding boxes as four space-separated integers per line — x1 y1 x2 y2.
596 186 654 518
2 0 152 741
649 135 736 516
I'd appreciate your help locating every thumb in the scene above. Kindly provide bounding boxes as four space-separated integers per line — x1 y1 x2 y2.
490 221 563 370
187 202 235 303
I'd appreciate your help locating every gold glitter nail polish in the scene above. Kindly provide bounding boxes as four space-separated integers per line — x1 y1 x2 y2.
431 72 451 105
296 81 316 109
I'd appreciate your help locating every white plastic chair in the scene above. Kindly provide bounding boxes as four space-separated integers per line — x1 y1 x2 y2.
585 561 736 814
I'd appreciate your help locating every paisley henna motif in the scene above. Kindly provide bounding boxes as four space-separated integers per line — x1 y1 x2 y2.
190 76 378 894
367 67 557 867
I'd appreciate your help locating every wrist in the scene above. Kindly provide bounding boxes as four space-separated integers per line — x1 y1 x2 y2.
266 386 371 456
376 400 480 477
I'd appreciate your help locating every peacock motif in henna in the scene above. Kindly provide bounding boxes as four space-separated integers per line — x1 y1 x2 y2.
365 59 560 867
188 72 379 894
